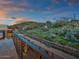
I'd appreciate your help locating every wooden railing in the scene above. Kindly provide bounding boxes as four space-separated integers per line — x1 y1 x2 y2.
19 31 79 58
13 31 79 59
13 32 53 59
30 36 79 58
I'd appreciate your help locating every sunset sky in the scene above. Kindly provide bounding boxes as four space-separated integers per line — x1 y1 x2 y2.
0 0 79 25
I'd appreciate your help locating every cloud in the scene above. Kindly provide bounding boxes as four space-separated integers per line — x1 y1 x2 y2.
65 0 79 6
11 17 32 25
0 0 28 18
52 0 79 6
0 10 7 17
0 0 32 25
52 0 61 4
0 17 14 20
0 17 32 25
0 22 4 24
68 0 79 3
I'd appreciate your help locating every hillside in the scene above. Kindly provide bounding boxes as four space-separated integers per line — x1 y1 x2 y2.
9 20 79 49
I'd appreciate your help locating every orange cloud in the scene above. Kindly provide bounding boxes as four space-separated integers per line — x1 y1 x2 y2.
11 17 32 25
0 17 12 20
0 10 7 17
0 17 32 25
0 0 28 18
0 0 32 25
0 18 7 20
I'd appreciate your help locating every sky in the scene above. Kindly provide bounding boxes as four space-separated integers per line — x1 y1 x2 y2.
0 0 79 25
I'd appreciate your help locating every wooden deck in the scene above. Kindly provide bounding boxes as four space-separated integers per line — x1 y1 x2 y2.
0 39 19 59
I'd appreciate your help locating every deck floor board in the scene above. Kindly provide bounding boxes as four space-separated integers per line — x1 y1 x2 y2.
0 39 19 59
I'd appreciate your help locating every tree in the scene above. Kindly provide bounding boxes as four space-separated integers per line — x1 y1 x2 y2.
46 21 52 29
